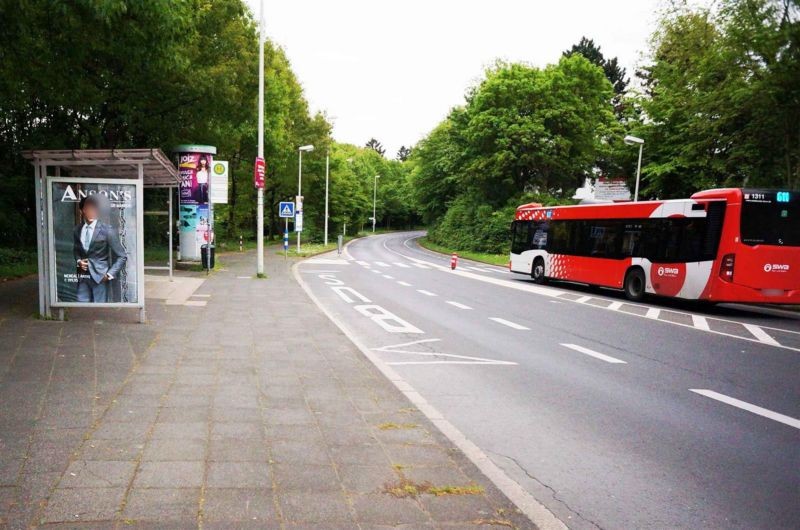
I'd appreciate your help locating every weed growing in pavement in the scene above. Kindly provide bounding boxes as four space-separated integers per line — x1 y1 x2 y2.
383 477 484 498
378 422 418 430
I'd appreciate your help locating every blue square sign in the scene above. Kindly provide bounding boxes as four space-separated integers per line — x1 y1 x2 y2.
279 201 295 218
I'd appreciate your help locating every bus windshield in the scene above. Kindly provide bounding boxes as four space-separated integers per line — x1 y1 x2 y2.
740 191 799 247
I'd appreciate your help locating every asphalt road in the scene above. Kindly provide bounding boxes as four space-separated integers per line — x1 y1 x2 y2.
298 231 800 530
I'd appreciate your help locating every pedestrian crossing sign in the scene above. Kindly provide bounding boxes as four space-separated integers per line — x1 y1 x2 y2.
279 201 295 218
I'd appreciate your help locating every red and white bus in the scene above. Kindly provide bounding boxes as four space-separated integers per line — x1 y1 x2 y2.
509 188 799 303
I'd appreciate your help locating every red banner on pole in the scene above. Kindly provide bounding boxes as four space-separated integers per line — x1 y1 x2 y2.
254 157 266 189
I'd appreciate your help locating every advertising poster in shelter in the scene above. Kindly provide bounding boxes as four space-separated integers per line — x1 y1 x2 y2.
48 179 140 305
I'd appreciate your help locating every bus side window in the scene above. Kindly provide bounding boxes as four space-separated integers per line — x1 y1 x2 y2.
531 222 548 249
622 223 642 257
511 221 531 254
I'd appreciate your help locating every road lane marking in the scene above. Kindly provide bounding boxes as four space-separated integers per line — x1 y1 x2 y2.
417 289 437 297
561 343 627 364
375 236 800 352
331 286 371 304
374 339 516 366
382 275 394 280
236 276 251 279
305 258 349 265
375 261 390 267
356 260 370 267
607 301 623 310
446 301 473 310
393 262 411 268
690 389 800 430
743 324 781 346
489 318 529 330
293 261 567 529
692 315 710 331
354 304 424 334
411 263 430 269
397 281 412 287
575 296 591 303
370 269 381 274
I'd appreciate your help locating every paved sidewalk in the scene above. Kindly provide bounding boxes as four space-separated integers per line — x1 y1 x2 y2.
0 249 532 529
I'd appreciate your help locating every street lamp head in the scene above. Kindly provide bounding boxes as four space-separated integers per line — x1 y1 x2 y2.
298 145 314 152
624 135 644 146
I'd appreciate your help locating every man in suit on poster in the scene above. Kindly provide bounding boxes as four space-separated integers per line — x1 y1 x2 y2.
73 195 127 303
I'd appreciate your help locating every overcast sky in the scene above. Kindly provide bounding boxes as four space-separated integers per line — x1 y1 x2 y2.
248 0 664 157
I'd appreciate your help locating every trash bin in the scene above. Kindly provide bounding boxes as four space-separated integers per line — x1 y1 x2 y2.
201 244 215 269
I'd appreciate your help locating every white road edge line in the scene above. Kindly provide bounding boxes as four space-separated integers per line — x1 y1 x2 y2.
743 324 781 346
446 301 473 310
489 317 529 330
292 261 566 530
690 389 800 430
561 343 627 364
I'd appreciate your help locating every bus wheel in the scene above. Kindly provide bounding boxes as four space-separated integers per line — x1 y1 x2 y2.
623 268 646 302
531 258 546 284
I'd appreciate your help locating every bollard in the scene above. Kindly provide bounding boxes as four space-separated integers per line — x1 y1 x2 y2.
239 235 243 252
450 253 458 270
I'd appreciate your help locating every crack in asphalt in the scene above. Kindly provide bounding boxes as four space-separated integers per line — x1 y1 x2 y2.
487 449 604 530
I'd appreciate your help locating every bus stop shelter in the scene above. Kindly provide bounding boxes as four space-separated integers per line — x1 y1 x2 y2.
23 149 179 323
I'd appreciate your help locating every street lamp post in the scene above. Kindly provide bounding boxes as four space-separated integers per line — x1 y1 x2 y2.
256 0 265 276
324 149 329 246
624 135 645 202
372 175 380 233
297 144 314 252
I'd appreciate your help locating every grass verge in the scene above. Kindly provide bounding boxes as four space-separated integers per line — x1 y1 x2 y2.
0 249 38 281
416 237 508 267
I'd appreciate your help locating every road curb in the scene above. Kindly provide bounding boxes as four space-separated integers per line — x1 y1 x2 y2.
292 255 568 530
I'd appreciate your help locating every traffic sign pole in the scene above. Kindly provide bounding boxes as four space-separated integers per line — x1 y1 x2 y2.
284 219 289 260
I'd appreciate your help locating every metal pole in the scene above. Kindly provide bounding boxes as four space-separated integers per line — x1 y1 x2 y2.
284 218 288 260
256 0 265 275
168 187 173 282
634 143 643 202
297 149 302 253
372 176 377 233
324 150 329 246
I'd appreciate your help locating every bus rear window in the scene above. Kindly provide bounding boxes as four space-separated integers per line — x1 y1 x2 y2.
741 192 799 246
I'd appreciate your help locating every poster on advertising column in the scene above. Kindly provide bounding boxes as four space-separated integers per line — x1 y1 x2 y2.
47 178 143 306
175 145 216 260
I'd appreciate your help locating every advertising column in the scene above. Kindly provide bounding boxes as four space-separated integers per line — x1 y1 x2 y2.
174 145 217 261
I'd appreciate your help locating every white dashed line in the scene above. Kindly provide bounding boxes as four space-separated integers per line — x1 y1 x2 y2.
575 296 592 303
743 324 781 346
192 294 211 298
417 289 437 297
236 276 251 279
375 261 390 267
690 389 800 430
370 269 381 274
356 260 370 267
489 318 529 330
692 315 710 331
397 281 412 287
382 275 394 280
411 263 430 269
607 301 623 310
393 262 411 268
561 343 627 364
446 301 473 310
645 308 661 319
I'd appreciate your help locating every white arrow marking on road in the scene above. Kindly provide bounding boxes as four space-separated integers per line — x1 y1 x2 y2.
743 324 781 346
446 301 472 310
561 343 627 364
374 339 516 366
690 389 800 430
489 318 529 330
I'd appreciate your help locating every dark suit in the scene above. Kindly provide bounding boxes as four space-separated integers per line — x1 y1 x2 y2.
73 221 127 302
